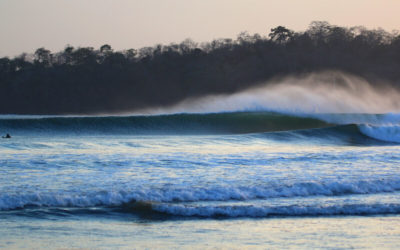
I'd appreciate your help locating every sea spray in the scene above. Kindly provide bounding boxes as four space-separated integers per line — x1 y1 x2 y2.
153 71 400 115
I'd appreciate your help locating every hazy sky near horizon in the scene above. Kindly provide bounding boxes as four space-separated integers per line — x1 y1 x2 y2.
0 0 399 57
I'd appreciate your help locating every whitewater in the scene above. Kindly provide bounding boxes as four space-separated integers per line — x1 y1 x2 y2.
1 72 400 248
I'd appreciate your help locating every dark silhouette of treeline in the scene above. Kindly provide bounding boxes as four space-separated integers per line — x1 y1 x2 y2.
1 21 400 114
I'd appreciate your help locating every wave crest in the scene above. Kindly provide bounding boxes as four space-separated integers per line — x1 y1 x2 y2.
2 178 400 211
358 124 400 143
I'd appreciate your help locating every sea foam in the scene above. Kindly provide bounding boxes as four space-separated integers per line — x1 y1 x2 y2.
152 203 400 218
2 178 400 211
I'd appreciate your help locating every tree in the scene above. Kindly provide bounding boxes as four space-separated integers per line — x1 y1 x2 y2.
34 47 52 66
269 26 294 44
63 45 74 64
125 49 137 61
71 47 96 65
100 44 112 53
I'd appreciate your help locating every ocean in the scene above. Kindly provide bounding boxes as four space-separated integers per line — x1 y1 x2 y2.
1 111 400 249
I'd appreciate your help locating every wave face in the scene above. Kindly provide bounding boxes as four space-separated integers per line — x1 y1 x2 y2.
1 112 400 144
0 112 330 135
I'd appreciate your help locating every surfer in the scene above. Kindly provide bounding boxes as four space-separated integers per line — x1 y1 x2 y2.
2 133 11 138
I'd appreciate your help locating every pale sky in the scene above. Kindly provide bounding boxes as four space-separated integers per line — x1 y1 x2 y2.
0 0 399 57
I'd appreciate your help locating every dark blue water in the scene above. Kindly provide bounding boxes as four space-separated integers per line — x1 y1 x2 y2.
1 112 400 248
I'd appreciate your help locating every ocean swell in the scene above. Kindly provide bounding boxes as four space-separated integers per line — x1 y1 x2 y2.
1 111 399 143
0 112 330 135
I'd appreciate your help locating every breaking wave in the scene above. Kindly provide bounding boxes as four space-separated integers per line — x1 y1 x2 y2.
358 124 400 143
2 178 400 214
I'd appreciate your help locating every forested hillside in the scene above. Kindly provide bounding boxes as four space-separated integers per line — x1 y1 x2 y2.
1 21 399 114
